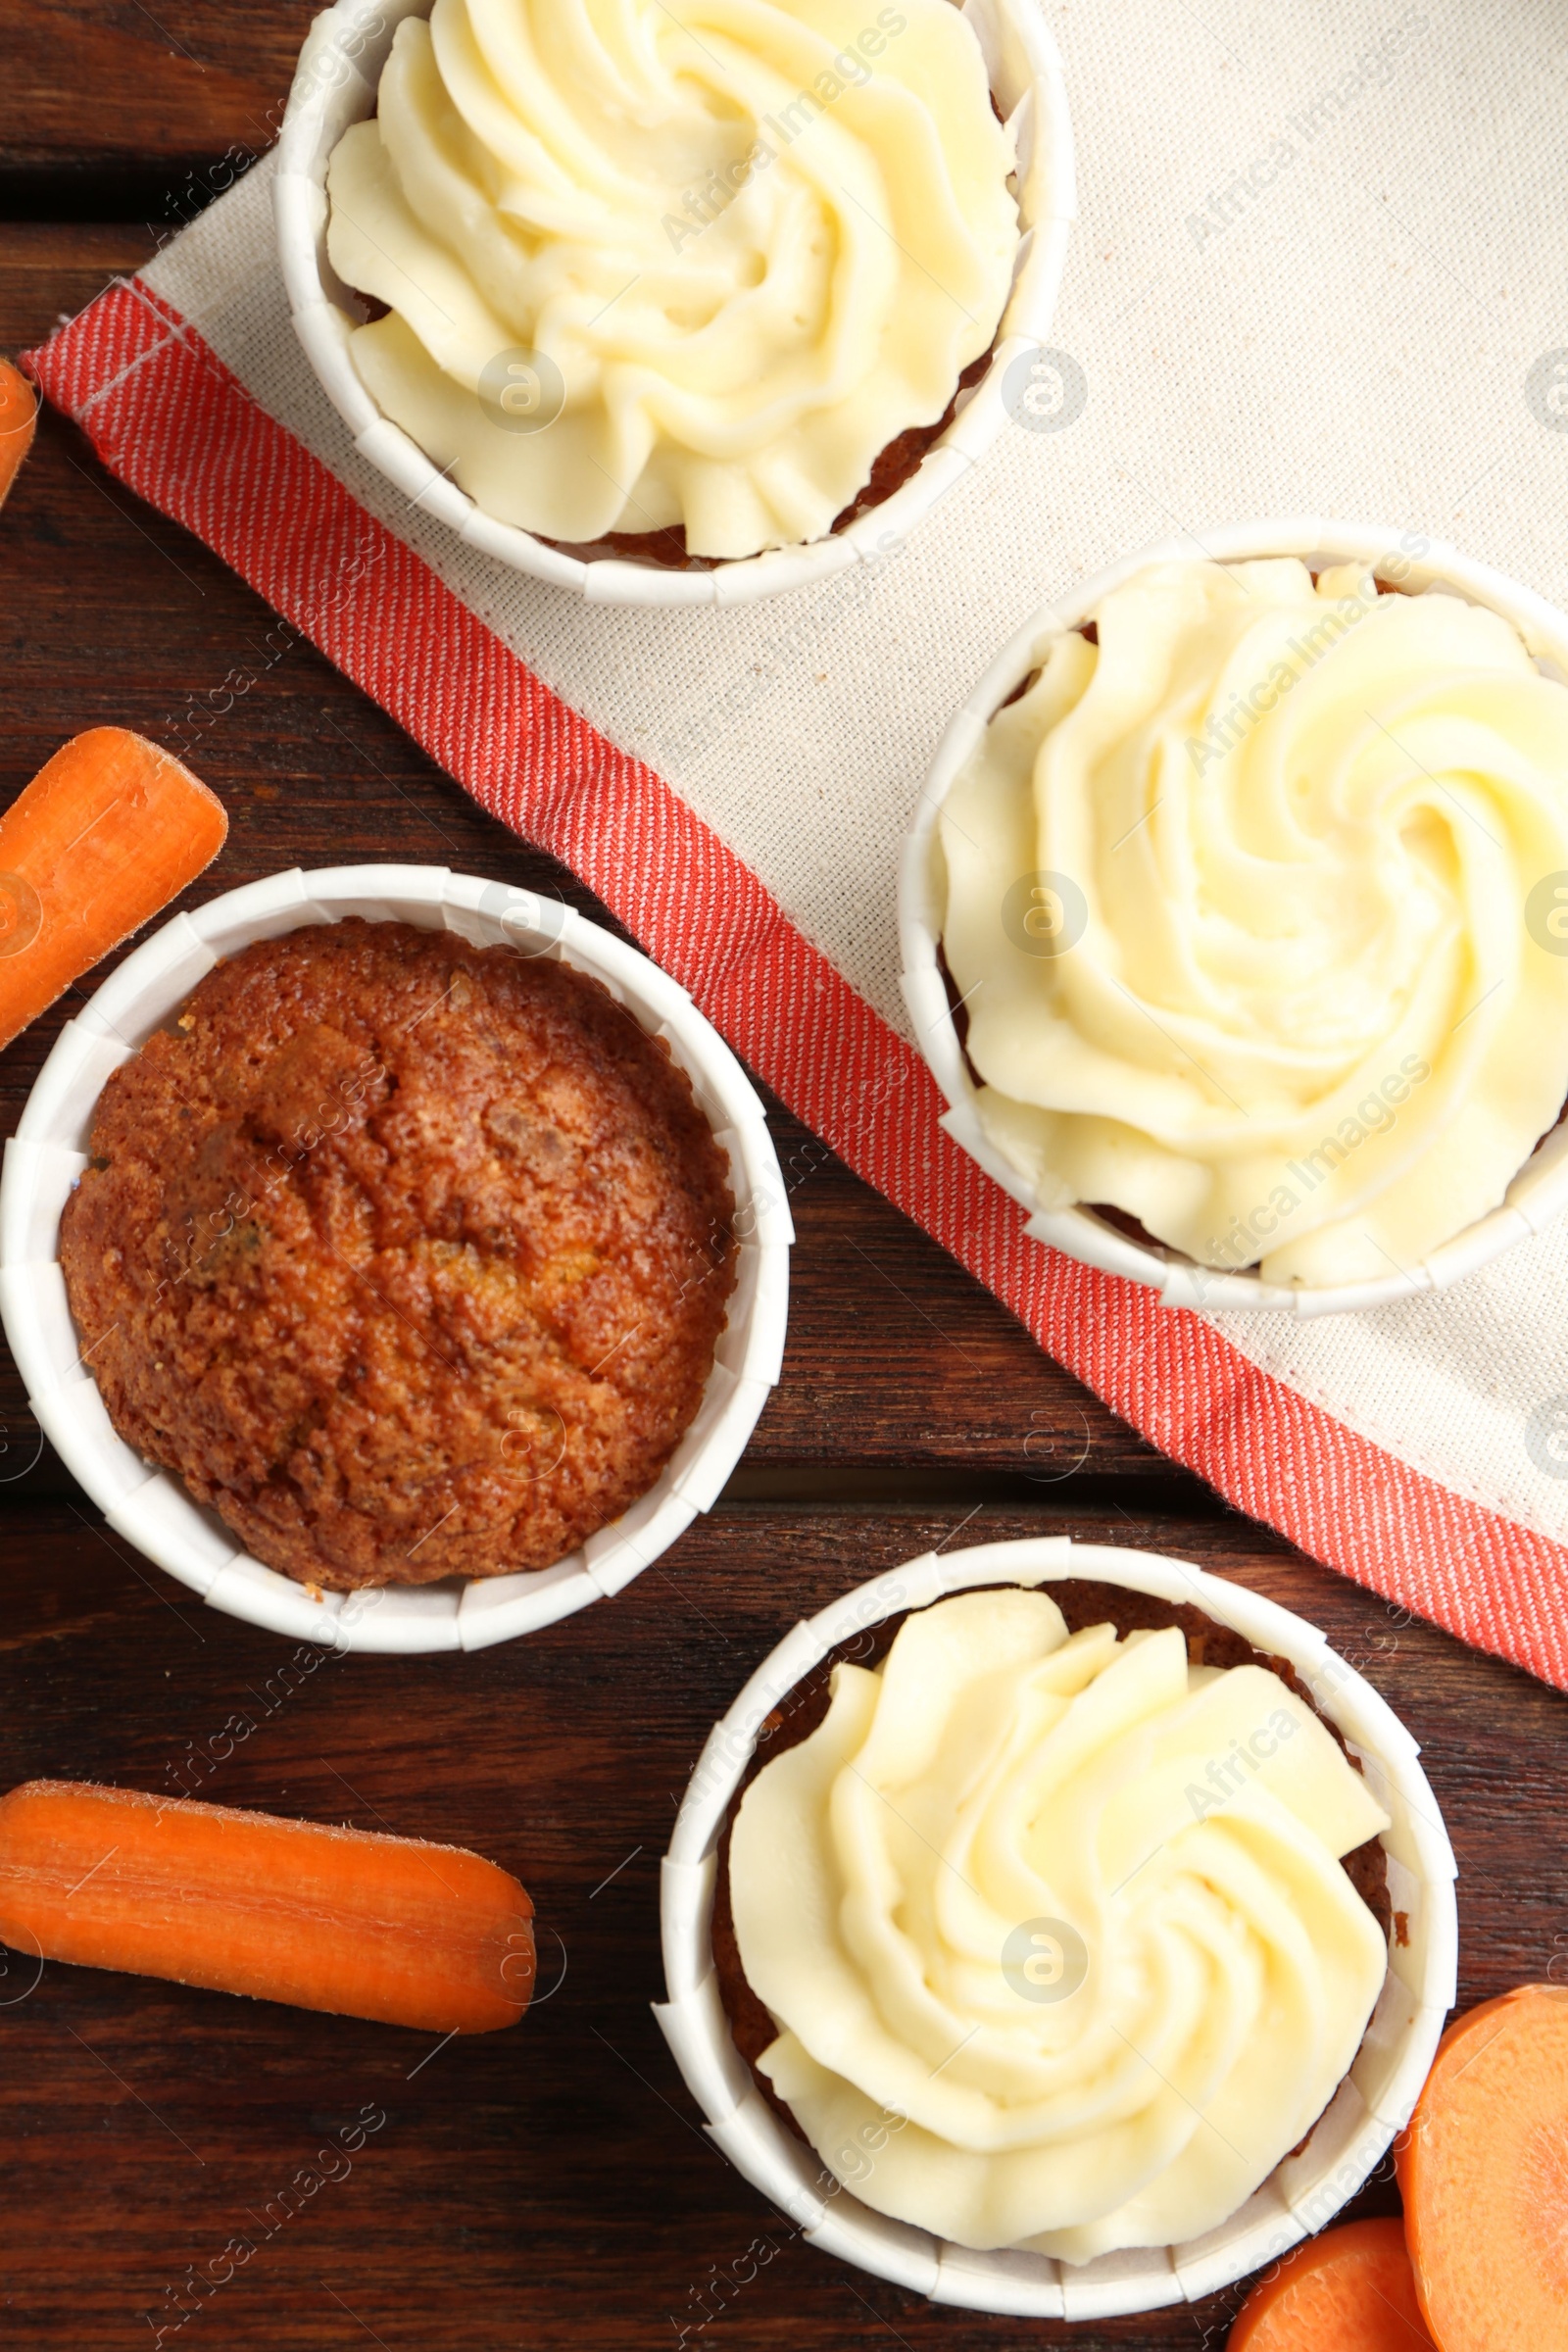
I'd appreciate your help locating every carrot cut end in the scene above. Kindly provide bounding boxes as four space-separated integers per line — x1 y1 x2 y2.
1397 1984 1568 2352
1229 2218 1434 2351
0 358 37 511
0 727 228 1053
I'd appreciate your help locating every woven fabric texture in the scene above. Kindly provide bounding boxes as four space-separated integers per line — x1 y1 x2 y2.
26 0 1568 1685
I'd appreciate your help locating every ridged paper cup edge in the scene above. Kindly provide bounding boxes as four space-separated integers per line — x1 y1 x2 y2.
0 865 789 1653
655 1536 1457 2318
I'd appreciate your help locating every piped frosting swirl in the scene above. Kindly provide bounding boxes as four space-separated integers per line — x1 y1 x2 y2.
730 1588 1391 2259
325 0 1020 557
939 556 1568 1286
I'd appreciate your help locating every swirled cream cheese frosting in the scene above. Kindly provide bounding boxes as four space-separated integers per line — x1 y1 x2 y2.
937 557 1568 1287
324 0 1020 558
729 1589 1391 2260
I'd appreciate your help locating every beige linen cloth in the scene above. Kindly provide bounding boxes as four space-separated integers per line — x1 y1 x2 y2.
99 0 1568 1556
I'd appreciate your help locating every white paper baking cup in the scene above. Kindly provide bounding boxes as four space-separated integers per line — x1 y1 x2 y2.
656 1535 1457 2319
901 516 1568 1315
274 0 1075 609
0 864 791 1655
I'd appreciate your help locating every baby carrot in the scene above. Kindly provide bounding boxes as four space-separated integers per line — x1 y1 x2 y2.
0 358 36 512
0 727 227 1052
0 1782 533 2034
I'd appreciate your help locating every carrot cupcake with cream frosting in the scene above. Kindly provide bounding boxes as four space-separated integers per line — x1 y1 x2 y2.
937 556 1568 1288
722 1580 1393 2260
323 0 1021 560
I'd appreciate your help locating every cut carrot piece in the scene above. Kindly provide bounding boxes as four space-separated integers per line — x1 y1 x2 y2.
1396 1984 1568 2352
1229 2219 1434 2350
0 1781 533 2034
0 359 36 512
0 727 226 1052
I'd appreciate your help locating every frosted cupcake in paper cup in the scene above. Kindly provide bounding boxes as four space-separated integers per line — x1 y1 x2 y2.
906 523 1568 1305
727 1583 1391 2260
321 0 1024 563
657 1539 1456 2317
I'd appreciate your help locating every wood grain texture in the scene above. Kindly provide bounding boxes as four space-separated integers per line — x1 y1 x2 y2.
0 1501 1556 2351
0 224 156 351
0 2 313 172
0 186 1562 2352
0 395 1172 1494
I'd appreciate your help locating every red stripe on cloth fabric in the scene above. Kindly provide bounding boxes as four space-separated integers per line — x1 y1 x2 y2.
26 278 1568 1690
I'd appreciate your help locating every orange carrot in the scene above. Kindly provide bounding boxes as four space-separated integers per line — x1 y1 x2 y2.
1228 2219 1434 2350
0 727 227 1052
0 1781 533 2034
1396 1984 1568 2351
0 358 36 512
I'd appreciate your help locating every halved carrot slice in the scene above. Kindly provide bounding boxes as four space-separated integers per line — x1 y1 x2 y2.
0 358 36 512
1396 1984 1568 2351
1228 2218 1434 2350
0 726 226 1052
0 1781 533 2034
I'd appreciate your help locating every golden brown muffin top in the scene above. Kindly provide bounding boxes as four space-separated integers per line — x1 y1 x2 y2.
60 919 736 1591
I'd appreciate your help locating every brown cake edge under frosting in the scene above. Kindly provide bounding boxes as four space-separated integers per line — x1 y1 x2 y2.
537 353 996 572
710 1577 1394 2169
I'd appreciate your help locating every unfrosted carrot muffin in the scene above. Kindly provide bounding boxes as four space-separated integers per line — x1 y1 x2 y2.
59 919 735 1591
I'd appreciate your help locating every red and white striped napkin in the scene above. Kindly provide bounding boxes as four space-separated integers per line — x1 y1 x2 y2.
28 0 1568 1688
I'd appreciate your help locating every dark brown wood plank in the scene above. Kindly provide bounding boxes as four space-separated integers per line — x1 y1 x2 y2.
0 382 1173 1493
1 218 1539 2352
0 224 155 355
0 1497 1554 2350
0 2 314 178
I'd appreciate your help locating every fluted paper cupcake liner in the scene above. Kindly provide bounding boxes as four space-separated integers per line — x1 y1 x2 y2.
900 517 1568 1315
0 864 791 1653
273 0 1076 609
655 1536 1456 2319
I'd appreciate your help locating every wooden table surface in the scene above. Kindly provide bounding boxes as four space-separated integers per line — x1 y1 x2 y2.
0 10 1560 2348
